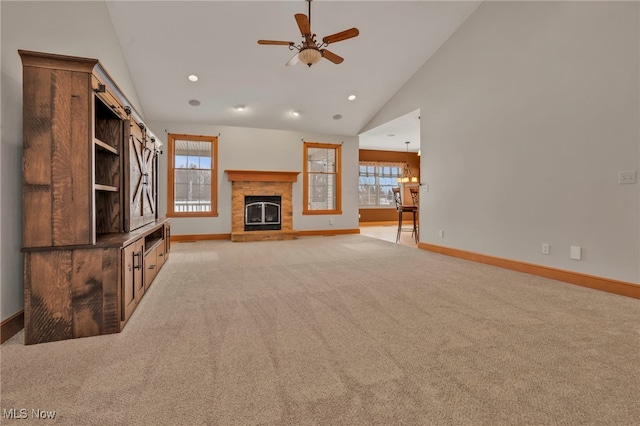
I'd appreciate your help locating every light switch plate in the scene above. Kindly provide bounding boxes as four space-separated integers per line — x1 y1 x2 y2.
570 246 582 260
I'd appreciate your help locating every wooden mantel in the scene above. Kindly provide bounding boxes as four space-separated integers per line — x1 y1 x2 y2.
225 170 300 183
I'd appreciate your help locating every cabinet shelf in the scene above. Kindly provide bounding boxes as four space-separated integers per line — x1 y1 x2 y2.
94 138 119 155
144 225 165 255
144 237 163 254
95 184 118 192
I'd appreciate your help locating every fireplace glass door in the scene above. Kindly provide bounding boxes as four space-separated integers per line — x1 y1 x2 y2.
244 196 281 231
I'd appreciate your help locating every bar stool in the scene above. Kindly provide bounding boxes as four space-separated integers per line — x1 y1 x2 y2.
409 187 419 240
392 187 418 243
409 187 419 206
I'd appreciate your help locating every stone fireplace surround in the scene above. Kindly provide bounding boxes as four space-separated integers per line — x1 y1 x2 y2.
225 170 300 242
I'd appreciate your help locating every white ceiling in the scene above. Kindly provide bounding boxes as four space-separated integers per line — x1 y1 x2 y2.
358 108 421 152
106 0 480 152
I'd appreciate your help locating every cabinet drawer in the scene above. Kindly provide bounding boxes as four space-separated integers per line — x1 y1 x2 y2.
144 246 158 290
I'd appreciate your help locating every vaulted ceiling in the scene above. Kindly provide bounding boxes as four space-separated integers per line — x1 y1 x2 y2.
106 1 481 151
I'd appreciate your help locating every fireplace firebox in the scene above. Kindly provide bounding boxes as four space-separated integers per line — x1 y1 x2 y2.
244 196 281 231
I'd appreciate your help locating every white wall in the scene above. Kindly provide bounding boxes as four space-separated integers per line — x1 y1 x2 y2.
363 1 640 283
0 0 140 321
148 121 359 236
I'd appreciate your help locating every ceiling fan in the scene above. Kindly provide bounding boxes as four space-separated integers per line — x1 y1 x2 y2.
257 0 359 67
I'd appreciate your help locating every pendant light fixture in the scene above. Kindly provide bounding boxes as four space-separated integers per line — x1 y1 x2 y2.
397 141 418 183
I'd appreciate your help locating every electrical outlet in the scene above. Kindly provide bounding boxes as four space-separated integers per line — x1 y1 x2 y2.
438 229 444 238
329 218 334 226
618 170 637 184
542 243 550 255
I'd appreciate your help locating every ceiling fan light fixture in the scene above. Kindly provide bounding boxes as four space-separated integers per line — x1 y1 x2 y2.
257 0 358 68
298 48 322 67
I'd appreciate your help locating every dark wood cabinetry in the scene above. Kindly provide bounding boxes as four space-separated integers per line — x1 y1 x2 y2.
20 50 170 344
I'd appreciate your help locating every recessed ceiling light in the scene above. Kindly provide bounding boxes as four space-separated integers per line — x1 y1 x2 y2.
188 74 199 82
347 95 356 101
234 105 245 111
188 99 201 106
333 114 342 120
291 110 301 117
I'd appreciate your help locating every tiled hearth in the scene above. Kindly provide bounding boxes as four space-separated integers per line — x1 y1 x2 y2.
225 170 300 242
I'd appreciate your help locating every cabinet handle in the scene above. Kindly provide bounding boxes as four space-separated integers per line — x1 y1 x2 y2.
158 253 164 257
133 251 142 270
148 264 156 270
142 173 149 185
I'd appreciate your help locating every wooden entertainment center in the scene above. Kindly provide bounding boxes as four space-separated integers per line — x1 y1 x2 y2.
19 50 170 345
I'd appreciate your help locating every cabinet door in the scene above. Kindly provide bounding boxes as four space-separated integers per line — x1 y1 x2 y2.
122 239 143 323
135 239 146 304
156 242 166 270
125 122 146 231
141 136 157 225
124 121 157 231
164 222 171 261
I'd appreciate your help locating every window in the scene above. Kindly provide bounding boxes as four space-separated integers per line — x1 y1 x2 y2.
167 133 218 217
359 162 403 207
303 142 341 214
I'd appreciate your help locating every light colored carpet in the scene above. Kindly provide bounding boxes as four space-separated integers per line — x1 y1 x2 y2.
1 234 639 425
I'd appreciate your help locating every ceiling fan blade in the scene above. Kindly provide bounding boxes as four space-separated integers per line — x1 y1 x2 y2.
258 40 294 46
322 28 359 45
295 13 311 36
286 52 299 67
321 49 344 64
